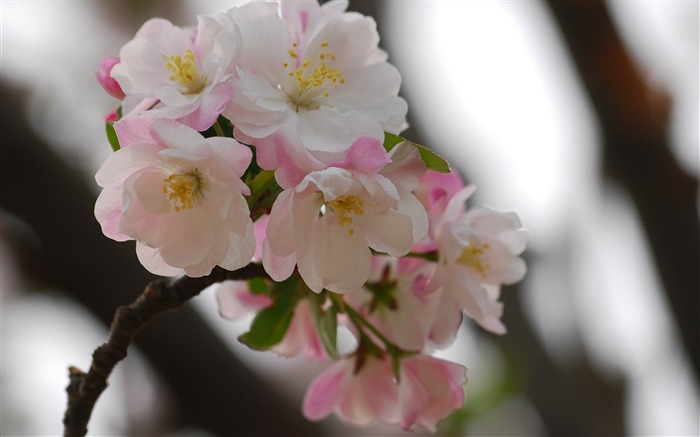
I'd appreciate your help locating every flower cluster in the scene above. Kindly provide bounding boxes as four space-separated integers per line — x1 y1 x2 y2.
94 0 527 432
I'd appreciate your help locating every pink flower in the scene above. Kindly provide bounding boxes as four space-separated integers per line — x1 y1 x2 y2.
427 185 528 342
95 118 255 277
216 280 273 320
303 356 399 427
263 138 427 293
222 0 407 169
96 56 125 99
111 14 240 130
303 354 466 432
397 355 467 432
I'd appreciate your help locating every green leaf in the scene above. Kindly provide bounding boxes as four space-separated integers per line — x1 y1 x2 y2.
105 107 122 152
246 169 283 221
383 132 451 173
238 280 299 350
247 277 270 295
309 293 339 359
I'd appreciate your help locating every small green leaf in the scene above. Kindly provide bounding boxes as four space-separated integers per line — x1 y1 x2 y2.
309 293 339 359
105 107 122 152
238 280 299 350
383 132 451 173
247 277 269 295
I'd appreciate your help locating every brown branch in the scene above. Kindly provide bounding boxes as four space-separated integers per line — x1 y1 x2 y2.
62 264 267 437
544 0 700 380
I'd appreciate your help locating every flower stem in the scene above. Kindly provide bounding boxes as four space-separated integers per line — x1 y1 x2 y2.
213 120 226 137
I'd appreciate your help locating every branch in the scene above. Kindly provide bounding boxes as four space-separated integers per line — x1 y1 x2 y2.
544 0 700 380
62 264 267 437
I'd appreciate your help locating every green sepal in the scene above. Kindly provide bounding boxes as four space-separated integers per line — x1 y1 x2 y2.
247 277 270 296
308 291 339 360
238 279 300 350
383 132 451 173
246 169 282 221
105 107 122 152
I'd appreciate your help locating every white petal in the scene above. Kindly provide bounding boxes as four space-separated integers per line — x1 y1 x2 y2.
135 243 183 277
358 209 414 257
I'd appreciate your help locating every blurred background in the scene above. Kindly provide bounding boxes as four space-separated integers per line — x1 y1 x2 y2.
1 0 698 435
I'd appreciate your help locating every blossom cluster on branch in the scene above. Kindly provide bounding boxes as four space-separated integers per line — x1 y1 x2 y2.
93 0 527 432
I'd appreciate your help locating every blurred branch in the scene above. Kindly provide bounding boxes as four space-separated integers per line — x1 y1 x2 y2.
63 264 268 437
0 84 321 436
544 0 700 380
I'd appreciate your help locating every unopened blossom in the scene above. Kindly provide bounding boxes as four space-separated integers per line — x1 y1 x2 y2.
96 56 125 99
263 137 427 293
111 14 240 130
397 355 467 432
428 186 528 343
303 353 466 432
222 0 407 169
95 118 255 277
303 355 399 427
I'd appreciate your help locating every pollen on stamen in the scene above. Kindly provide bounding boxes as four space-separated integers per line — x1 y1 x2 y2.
164 49 205 94
162 169 203 212
457 242 491 277
328 195 365 226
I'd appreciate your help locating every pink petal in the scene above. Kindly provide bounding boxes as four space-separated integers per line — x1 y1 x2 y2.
113 116 158 148
329 136 389 173
215 280 272 320
303 360 352 421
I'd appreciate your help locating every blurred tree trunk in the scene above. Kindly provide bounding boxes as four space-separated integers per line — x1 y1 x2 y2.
544 0 700 382
0 84 321 436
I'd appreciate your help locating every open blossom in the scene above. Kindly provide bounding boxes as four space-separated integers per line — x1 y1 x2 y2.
303 354 466 432
263 137 427 293
111 14 240 130
428 185 528 343
222 0 407 169
94 118 255 277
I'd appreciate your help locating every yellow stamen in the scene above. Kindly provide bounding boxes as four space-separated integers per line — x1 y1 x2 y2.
162 169 204 212
328 195 365 225
164 49 206 94
284 42 346 109
457 242 491 277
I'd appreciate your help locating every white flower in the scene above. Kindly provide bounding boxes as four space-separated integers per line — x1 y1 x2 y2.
111 14 240 130
263 139 427 293
222 0 407 168
95 118 255 277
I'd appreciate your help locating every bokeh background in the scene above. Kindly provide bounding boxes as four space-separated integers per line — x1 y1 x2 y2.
1 1 698 435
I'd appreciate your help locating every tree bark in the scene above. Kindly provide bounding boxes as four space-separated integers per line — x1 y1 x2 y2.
544 0 700 381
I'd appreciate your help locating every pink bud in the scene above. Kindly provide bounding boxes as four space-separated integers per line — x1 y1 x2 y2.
95 56 125 100
103 110 119 123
